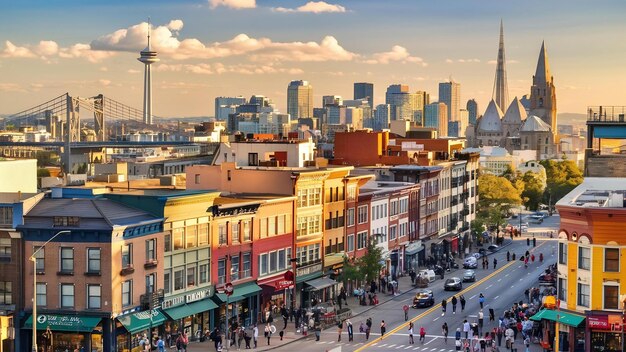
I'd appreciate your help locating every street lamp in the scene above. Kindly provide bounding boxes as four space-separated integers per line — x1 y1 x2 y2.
30 230 71 352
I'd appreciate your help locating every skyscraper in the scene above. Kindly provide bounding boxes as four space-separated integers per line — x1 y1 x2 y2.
137 21 159 125
438 80 461 123
466 99 478 125
215 96 246 120
424 102 448 137
385 84 420 123
374 104 390 131
529 41 557 134
287 80 313 119
354 82 374 108
492 20 509 112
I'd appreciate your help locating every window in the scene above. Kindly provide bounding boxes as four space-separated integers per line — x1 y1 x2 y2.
268 217 276 236
231 255 240 281
278 249 286 271
174 267 185 290
277 215 285 235
346 208 355 227
218 224 227 245
389 225 397 241
87 248 101 273
347 234 354 252
558 242 567 265
186 226 197 248
53 216 79 227
146 273 155 293
60 247 74 273
0 281 11 305
248 153 259 166
36 283 46 306
357 206 368 224
242 253 251 278
173 228 184 250
164 270 171 295
0 238 10 259
194 174 201 184
198 223 209 246
199 263 209 284
232 222 240 244
87 284 101 309
243 220 251 241
145 240 156 262
217 259 226 284
604 285 619 310
269 251 278 273
121 244 132 268
187 266 196 287
164 233 172 252
577 283 589 307
578 247 590 270
0 206 13 226
34 246 45 272
121 281 131 307
357 231 368 250
60 283 74 308
605 248 619 272
297 187 322 207
347 186 356 200
558 278 567 302
260 254 268 276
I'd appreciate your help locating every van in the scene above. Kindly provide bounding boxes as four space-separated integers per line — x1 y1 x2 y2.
417 269 436 283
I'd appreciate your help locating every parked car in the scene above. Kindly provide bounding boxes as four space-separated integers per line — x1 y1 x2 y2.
444 277 463 291
418 269 437 283
412 289 435 308
472 252 483 259
462 269 476 282
463 256 478 269
487 244 499 252
430 265 445 277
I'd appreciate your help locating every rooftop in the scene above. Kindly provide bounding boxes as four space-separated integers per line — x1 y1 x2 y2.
556 178 626 208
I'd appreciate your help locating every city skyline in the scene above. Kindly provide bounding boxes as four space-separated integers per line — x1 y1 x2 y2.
1 0 625 118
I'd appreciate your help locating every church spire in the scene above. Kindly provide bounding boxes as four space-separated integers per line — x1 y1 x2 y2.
534 40 551 84
492 19 509 112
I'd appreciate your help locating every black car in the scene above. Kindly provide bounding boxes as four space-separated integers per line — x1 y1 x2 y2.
412 289 435 308
444 277 463 291
487 244 499 252
462 269 476 282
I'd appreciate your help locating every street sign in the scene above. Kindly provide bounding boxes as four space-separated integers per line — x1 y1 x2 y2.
224 282 234 296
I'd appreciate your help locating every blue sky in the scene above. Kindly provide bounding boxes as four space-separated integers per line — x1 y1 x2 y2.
1 0 625 117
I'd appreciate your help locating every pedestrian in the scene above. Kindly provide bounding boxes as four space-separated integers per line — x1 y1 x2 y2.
506 251 510 261
451 295 458 314
479 293 485 309
531 254 535 263
281 305 289 330
403 304 409 321
244 329 251 349
294 307 301 331
365 318 372 340
442 322 449 343
496 327 503 347
337 320 343 342
463 320 470 339
253 325 258 349
493 258 497 269
526 237 530 246
156 336 165 352
380 320 386 337
441 298 447 315
478 310 484 335
460 295 466 312
419 326 426 343
264 324 272 345
408 321 414 344
532 237 536 247
346 319 354 341
540 253 544 262
505 327 514 350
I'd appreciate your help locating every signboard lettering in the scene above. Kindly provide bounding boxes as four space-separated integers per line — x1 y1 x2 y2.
161 295 185 309
186 289 210 303
37 315 84 328
275 280 294 290
296 263 322 277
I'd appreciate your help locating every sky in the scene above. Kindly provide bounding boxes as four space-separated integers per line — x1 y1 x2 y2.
1 0 625 118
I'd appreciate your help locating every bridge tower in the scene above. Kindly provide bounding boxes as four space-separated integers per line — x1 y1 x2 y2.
93 94 105 141
137 20 159 125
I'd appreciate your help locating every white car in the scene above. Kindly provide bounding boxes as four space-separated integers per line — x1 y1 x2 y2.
418 269 436 283
463 256 478 269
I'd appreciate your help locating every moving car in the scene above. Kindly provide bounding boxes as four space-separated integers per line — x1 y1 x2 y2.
462 269 476 282
444 277 463 291
412 289 435 308
487 244 499 252
463 256 478 269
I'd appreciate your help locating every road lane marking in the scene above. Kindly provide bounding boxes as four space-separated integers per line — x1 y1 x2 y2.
494 295 500 300
433 316 440 321
425 336 436 344
469 294 477 299
354 241 550 352
486 284 493 289
497 279 501 282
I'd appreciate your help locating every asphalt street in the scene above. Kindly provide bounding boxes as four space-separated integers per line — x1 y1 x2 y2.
271 237 557 352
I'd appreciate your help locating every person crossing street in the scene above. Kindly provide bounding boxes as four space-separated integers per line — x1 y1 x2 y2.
479 293 485 309
493 258 498 269
441 298 448 316
451 295 458 314
460 295 466 312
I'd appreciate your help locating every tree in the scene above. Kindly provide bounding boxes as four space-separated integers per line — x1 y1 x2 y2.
521 171 544 211
342 238 383 286
37 168 51 178
476 174 522 231
540 160 584 207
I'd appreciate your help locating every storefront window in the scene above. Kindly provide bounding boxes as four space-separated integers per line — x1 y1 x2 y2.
49 332 85 352
591 332 622 352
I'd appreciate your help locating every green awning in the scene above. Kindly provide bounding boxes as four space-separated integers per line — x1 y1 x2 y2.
24 314 101 332
163 299 219 320
530 309 585 327
214 282 262 303
117 309 167 334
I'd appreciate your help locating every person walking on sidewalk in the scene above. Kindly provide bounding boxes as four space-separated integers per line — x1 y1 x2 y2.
408 321 414 344
478 310 484 335
281 305 289 330
252 325 258 349
478 293 485 309
442 322 449 344
419 326 426 344
346 319 354 342
441 298 447 316
451 295 458 314
365 318 372 340
462 320 470 340
380 320 387 337
264 324 272 345
493 258 497 269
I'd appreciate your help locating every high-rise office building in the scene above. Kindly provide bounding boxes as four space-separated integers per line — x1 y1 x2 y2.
466 99 478 125
385 84 421 123
322 95 342 107
287 80 314 119
354 82 374 109
215 96 247 120
374 104 391 131
439 80 461 123
414 91 429 126
424 102 448 137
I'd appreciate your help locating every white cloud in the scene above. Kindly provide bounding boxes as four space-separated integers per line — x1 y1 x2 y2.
0 83 27 92
446 58 480 64
166 20 184 32
99 79 112 86
363 45 427 66
209 0 256 9
274 1 346 13
1 40 114 62
1 41 36 58
155 62 304 75
488 59 518 65
127 69 141 74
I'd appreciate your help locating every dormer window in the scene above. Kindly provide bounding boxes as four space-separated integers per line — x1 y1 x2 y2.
53 216 79 227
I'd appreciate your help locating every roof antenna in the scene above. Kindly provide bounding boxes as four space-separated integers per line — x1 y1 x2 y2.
147 17 152 49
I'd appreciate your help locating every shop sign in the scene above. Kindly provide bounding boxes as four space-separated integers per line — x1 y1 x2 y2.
275 280 294 290
587 315 609 330
133 309 162 321
297 263 322 277
36 315 84 329
161 295 185 309
186 287 214 304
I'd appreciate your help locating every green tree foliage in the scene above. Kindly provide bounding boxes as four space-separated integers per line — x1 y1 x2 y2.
521 171 544 211
37 168 51 177
540 159 584 205
476 174 522 231
342 238 383 286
